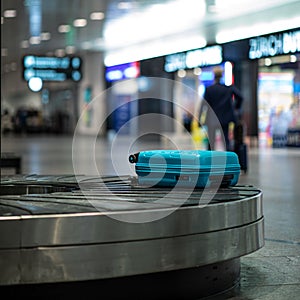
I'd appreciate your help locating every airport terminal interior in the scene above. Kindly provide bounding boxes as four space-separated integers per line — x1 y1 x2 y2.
1 0 300 299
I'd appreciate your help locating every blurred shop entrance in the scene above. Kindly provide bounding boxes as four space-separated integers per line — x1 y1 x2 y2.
257 55 300 147
108 79 139 136
106 77 174 140
3 86 78 135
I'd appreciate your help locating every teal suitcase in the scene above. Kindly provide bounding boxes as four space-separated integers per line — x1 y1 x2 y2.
129 150 240 188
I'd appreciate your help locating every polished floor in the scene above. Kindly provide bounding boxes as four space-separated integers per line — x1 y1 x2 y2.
1 133 300 299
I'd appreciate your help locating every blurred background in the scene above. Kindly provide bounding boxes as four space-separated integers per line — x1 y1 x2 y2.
1 0 300 147
1 4 300 298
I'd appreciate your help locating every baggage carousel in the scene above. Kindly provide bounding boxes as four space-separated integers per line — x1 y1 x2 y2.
0 175 264 299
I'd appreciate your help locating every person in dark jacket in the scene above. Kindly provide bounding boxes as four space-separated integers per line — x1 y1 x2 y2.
202 67 243 150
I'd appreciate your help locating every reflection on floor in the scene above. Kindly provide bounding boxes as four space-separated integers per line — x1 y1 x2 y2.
1 134 300 299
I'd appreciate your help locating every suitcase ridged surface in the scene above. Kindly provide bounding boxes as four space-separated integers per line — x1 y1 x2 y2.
130 150 240 188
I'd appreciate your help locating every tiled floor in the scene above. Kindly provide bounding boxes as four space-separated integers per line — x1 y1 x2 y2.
1 134 300 299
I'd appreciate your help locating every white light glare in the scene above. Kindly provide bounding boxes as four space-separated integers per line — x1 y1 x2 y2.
28 77 43 92
41 32 51 41
104 34 206 66
4 10 17 18
106 70 122 81
73 18 87 27
264 58 272 66
290 55 297 63
194 68 202 76
216 18 300 44
124 66 139 78
29 36 41 44
224 61 233 86
90 12 105 20
104 0 206 48
177 70 186 78
58 25 71 33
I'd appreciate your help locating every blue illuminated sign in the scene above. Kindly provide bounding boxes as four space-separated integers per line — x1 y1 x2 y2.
105 62 140 82
249 30 300 59
22 55 82 82
164 45 223 72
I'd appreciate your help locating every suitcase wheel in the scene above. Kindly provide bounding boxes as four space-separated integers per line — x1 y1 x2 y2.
129 153 140 164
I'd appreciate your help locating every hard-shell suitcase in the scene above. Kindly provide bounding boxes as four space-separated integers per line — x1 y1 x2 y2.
129 150 240 188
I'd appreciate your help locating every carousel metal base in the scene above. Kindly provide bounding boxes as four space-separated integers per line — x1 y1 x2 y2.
0 175 264 299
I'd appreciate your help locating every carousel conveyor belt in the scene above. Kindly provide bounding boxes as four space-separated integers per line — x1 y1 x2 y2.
0 175 264 299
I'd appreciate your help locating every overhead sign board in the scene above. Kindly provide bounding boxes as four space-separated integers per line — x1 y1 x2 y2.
249 29 300 59
164 45 223 72
22 55 82 82
105 61 140 82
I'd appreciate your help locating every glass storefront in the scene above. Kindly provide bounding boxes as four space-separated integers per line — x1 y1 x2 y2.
258 55 300 147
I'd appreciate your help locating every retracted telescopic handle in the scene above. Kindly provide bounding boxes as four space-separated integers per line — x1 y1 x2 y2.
129 152 140 164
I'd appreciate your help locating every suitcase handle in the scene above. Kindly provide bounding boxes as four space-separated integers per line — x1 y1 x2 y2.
129 153 140 164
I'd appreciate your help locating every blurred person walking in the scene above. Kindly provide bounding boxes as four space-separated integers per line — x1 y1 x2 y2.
202 67 243 150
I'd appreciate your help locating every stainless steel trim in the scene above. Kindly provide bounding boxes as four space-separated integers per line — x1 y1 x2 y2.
0 218 263 285
0 193 262 248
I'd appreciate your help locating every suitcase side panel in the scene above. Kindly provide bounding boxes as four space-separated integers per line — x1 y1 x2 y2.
133 150 240 188
136 169 240 187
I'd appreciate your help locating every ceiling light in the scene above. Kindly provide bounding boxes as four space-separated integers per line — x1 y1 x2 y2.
29 36 41 44
66 45 76 54
20 40 30 48
194 68 202 76
1 48 8 57
104 0 206 49
290 55 297 63
4 10 17 18
73 18 87 27
177 70 186 78
58 24 71 33
90 12 105 20
41 32 51 41
55 49 65 57
264 58 272 66
118 2 132 10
